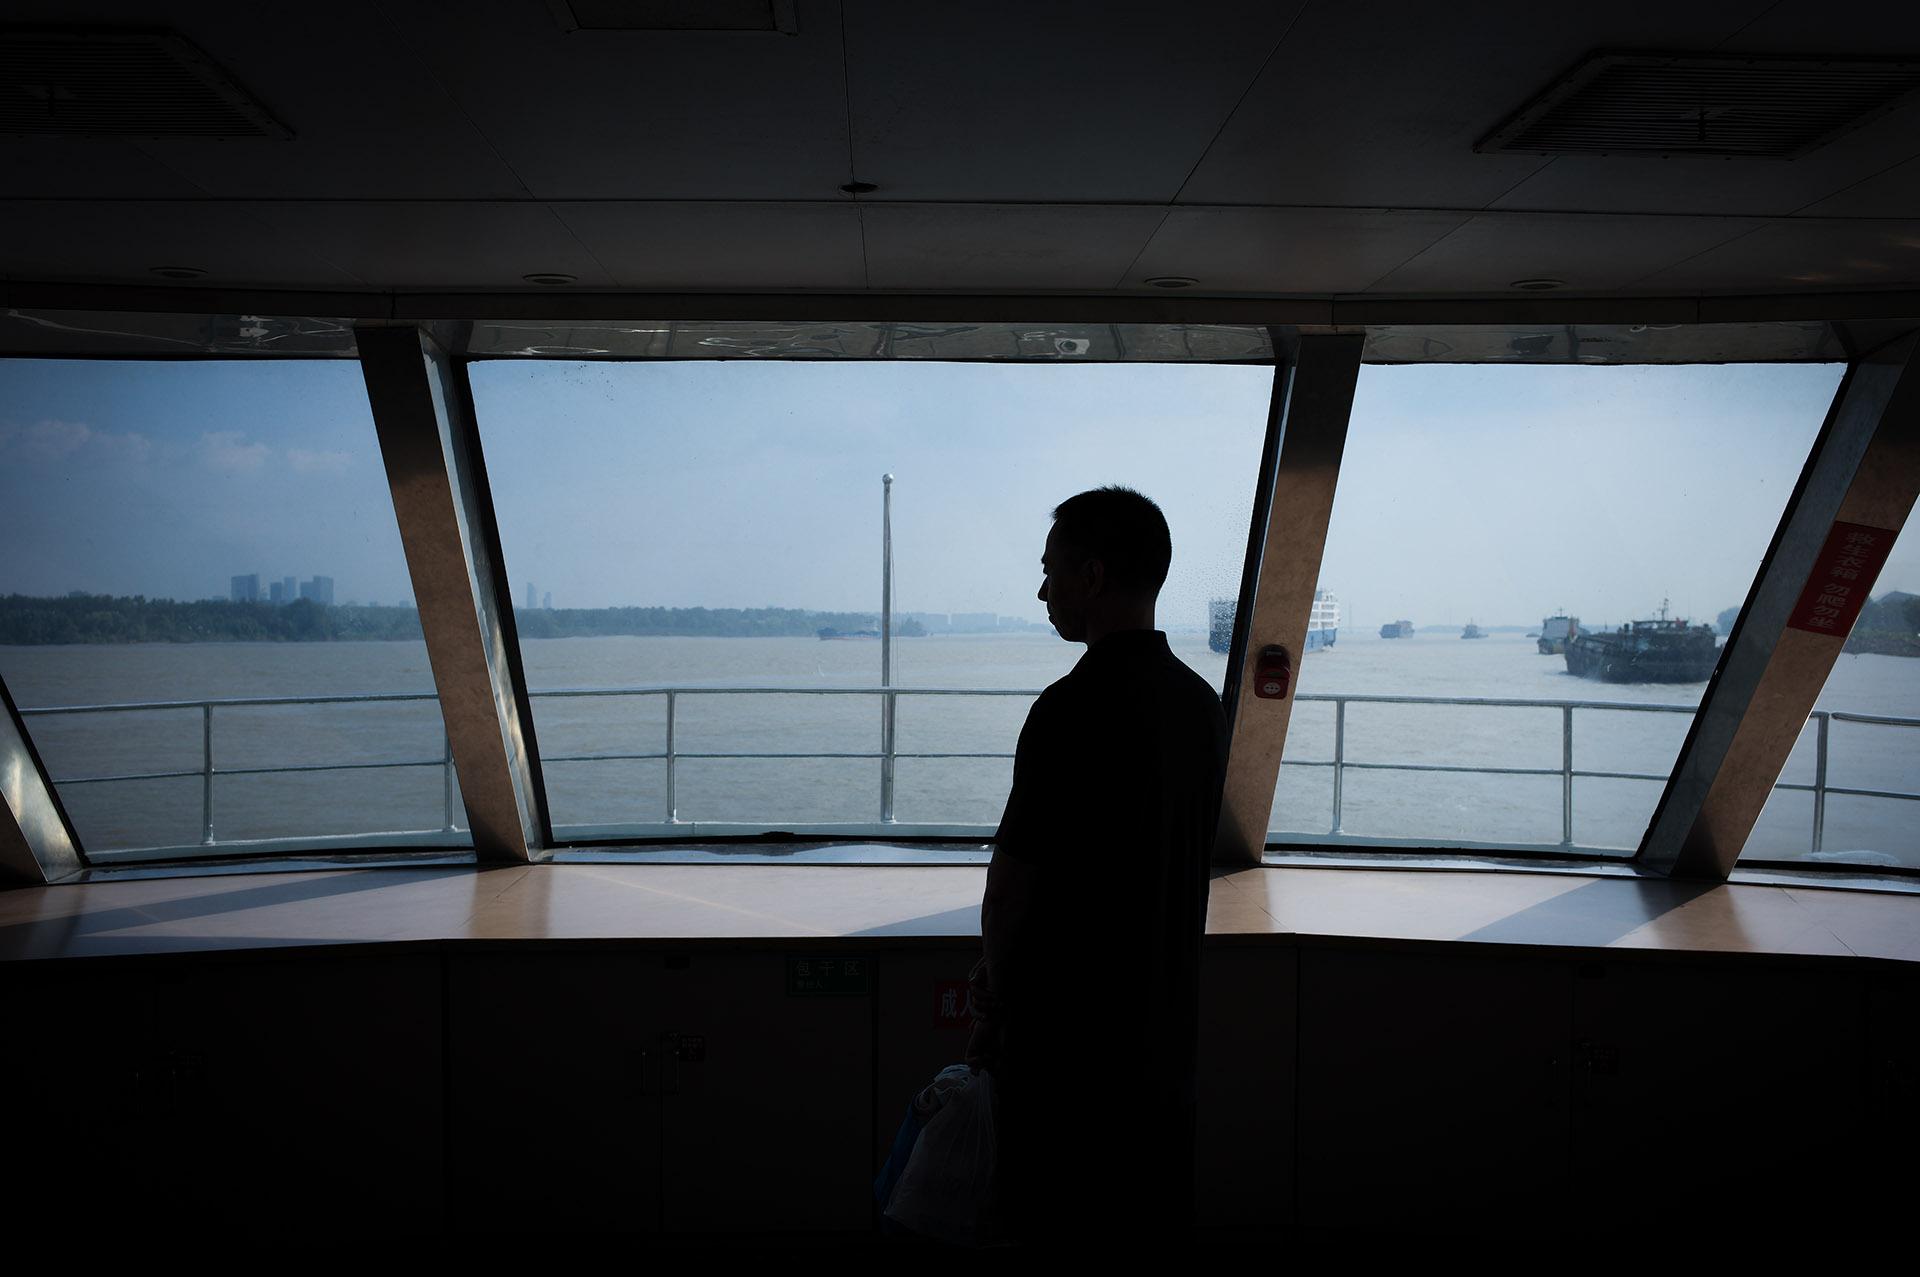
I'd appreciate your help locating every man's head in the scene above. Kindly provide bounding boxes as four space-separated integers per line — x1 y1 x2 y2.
1038 486 1172 643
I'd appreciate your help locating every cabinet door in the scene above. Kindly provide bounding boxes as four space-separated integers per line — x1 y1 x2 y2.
1571 959 1866 1212
446 951 667 1230
1196 945 1297 1233
656 951 874 1234
1297 948 1571 1232
875 947 980 1167
138 953 445 1231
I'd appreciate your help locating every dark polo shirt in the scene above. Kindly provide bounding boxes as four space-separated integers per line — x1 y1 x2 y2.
989 628 1228 1235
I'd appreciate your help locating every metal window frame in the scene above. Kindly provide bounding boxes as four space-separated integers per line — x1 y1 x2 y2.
1640 332 1920 879
1216 333 1366 867
356 323 549 863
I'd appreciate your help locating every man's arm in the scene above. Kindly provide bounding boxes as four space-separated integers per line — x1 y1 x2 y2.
967 846 1040 1070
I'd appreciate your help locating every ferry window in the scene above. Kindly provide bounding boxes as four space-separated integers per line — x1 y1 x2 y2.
469 359 1269 838
1741 516 1920 872
0 359 466 862
1265 361 1844 857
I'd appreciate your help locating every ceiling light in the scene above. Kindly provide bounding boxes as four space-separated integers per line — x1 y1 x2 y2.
1510 278 1565 291
149 265 207 280
1145 276 1198 289
522 272 578 286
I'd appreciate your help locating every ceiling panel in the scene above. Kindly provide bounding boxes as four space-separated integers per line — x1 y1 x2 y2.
1124 207 1470 294
1182 2 1771 209
1366 212 1761 294
0 139 209 199
861 204 1166 290
1798 152 1920 218
1634 219 1920 292
378 0 853 200
843 2 1302 202
243 203 617 288
0 201 363 287
550 202 865 289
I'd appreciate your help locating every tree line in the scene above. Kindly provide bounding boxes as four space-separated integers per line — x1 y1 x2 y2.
0 594 913 644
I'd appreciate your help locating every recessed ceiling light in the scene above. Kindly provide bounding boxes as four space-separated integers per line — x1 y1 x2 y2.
1145 276 1198 289
840 180 878 194
522 272 578 286
149 265 207 280
1511 278 1565 291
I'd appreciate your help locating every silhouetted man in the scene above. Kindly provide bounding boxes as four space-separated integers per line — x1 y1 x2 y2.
968 486 1228 1249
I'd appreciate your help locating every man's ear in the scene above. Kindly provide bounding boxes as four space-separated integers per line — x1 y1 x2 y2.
1083 556 1106 597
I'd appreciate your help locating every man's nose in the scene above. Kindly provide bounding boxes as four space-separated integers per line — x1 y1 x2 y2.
1036 579 1047 603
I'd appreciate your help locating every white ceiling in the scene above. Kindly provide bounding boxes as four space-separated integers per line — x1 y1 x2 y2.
2 0 1918 300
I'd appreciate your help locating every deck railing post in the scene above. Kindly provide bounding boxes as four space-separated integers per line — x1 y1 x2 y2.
442 727 456 832
665 690 678 823
1812 711 1829 855
201 702 215 846
1331 698 1346 834
1562 705 1575 848
881 689 898 823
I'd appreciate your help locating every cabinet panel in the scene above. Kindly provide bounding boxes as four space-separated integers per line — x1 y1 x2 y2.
446 951 667 1229
1196 945 1296 1233
1297 948 1570 1231
657 952 874 1234
1571 959 1867 1212
874 947 980 1168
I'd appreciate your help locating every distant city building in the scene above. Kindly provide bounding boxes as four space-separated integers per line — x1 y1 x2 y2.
299 575 335 605
269 581 288 604
282 575 298 605
950 611 996 633
903 611 950 633
230 573 260 603
526 582 537 610
543 592 553 610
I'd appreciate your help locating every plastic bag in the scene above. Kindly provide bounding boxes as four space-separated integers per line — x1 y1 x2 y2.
883 1066 1004 1247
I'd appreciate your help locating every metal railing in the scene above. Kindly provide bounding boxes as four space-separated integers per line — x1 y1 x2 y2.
18 688 1920 856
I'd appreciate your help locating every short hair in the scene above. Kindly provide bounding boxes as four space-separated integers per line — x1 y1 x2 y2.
1050 486 1172 594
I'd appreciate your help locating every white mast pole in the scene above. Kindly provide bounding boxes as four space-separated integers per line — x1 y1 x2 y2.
881 473 895 823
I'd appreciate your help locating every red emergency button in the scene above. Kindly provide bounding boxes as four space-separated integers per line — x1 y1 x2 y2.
1254 645 1290 699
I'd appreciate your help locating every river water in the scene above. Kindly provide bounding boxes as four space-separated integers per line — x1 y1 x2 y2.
2 630 1913 867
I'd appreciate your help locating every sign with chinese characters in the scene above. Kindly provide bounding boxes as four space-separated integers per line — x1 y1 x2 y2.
785 956 871 996
934 979 975 1030
1786 521 1898 636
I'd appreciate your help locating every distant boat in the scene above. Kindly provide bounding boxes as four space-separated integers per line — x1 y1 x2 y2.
1379 619 1415 639
1462 620 1487 639
1565 599 1718 683
1537 612 1581 655
1209 590 1339 655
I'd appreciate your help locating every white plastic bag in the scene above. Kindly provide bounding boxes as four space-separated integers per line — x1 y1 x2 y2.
884 1067 1003 1246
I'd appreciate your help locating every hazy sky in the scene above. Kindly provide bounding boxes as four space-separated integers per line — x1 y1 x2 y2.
1 354 1908 631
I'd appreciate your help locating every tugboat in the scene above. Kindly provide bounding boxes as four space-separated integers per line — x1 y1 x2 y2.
1537 612 1580 655
1461 620 1487 639
1209 590 1339 654
1564 599 1719 683
1379 619 1415 639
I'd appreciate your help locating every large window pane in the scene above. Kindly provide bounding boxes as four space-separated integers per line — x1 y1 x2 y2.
1743 518 1920 871
0 358 465 860
472 360 1270 837
1267 361 1842 856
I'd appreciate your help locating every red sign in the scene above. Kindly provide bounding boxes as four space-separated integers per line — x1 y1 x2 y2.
934 979 974 1030
1785 521 1898 637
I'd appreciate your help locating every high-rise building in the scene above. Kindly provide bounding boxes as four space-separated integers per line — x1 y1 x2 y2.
230 573 260 603
269 581 287 604
299 576 335 606
282 575 298 605
543 592 552 610
525 582 537 610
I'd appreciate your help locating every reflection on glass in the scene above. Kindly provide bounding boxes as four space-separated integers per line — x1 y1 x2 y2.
1266 362 1843 856
1745 518 1920 870
471 360 1270 835
0 359 465 859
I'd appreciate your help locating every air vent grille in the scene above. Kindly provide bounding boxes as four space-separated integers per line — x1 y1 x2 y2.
1477 52 1920 158
0 32 289 138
